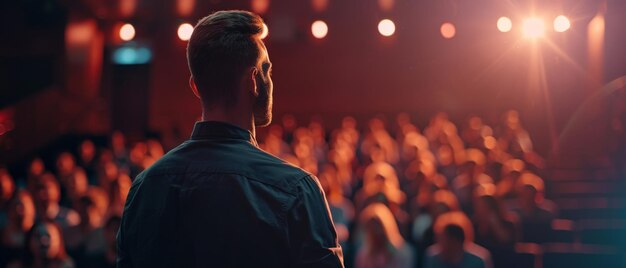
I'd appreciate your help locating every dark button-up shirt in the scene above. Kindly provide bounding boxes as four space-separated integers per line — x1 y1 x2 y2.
117 121 343 267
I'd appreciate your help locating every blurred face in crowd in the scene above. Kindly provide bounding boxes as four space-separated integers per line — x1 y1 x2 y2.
80 140 96 163
104 162 119 183
364 218 386 250
439 229 464 261
0 169 15 204
29 158 45 176
30 223 63 259
112 131 126 152
67 169 88 199
35 174 61 211
474 197 490 218
519 185 538 210
9 191 36 231
56 152 76 177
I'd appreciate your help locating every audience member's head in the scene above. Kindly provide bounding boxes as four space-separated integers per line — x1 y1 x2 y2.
21 221 72 267
77 188 109 230
516 172 545 210
0 168 16 206
7 190 36 232
79 139 96 164
65 168 88 203
438 223 466 260
359 203 406 253
56 152 76 180
28 158 46 178
33 173 61 215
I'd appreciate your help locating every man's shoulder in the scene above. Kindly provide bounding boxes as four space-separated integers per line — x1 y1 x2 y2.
136 140 314 193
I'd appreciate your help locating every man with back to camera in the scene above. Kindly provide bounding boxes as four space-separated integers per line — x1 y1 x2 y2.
117 10 344 267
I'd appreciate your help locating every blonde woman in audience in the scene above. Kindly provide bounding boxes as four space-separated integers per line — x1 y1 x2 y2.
356 203 414 268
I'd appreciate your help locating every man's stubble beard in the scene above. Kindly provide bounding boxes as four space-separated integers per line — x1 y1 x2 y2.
253 75 272 127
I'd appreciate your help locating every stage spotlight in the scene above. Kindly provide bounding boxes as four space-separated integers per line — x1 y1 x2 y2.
311 20 328 39
497 17 512 32
378 19 395 37
440 22 455 39
260 23 269 39
522 18 545 38
553 15 571 32
119 23 136 41
177 23 194 41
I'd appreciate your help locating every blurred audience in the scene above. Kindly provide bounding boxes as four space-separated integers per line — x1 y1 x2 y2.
1 111 558 267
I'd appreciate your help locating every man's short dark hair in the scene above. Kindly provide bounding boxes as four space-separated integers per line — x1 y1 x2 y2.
443 223 465 243
187 10 264 108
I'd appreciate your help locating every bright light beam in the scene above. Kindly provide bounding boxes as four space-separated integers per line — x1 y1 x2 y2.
522 18 545 39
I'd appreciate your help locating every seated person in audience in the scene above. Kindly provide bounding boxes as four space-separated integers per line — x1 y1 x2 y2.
355 162 408 228
412 189 458 262
26 158 46 194
110 131 129 169
0 168 16 228
1 190 36 267
425 211 492 268
473 192 518 268
78 215 121 268
355 203 414 268
104 173 131 218
32 173 80 229
8 221 75 268
56 152 78 186
495 159 525 201
77 140 98 184
65 189 109 267
509 172 557 243
319 165 354 247
62 168 89 209
452 149 493 215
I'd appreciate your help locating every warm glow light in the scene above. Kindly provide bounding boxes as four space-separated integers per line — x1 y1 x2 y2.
440 22 456 39
553 15 571 32
497 17 512 32
177 23 194 41
378 19 395 37
119 23 135 41
522 18 545 38
311 20 328 39
260 23 269 39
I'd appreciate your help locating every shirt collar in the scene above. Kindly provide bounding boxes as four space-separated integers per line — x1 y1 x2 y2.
190 121 258 146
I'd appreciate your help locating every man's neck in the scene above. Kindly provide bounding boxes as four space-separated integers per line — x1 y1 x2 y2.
201 108 256 137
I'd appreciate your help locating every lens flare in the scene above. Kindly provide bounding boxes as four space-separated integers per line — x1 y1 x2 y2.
522 18 545 38
378 19 395 37
497 17 512 33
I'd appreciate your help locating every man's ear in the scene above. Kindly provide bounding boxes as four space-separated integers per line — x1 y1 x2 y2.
250 67 259 96
189 76 200 99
